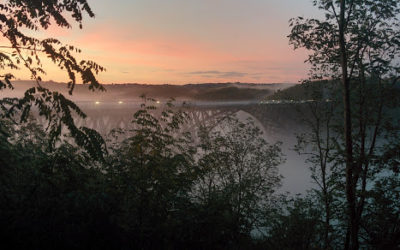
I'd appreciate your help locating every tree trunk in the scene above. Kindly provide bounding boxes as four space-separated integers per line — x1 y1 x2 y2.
339 0 358 249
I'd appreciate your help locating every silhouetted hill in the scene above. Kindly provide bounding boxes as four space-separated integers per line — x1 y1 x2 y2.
266 80 338 100
193 86 271 101
3 81 294 102
266 79 400 103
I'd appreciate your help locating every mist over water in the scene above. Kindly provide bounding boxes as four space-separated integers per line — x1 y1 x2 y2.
76 100 312 194
234 110 312 194
6 81 312 194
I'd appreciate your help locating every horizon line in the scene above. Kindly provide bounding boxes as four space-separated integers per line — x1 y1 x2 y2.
10 79 298 86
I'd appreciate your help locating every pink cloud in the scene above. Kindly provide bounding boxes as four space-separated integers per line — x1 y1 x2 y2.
14 20 310 84
76 25 235 63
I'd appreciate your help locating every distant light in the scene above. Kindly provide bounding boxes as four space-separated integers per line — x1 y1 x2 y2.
118 101 123 104
156 100 160 104
95 101 100 105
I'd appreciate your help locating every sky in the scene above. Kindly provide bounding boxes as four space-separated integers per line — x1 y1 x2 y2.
13 0 321 84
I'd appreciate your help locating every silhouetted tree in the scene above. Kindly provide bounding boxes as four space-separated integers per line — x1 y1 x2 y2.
0 0 105 158
262 194 322 250
293 81 343 248
105 99 198 249
289 1 400 248
196 115 283 247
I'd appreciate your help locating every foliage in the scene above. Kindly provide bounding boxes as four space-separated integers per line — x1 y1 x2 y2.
288 0 400 82
0 0 106 159
361 175 400 249
289 0 400 248
0 100 288 249
195 115 283 247
0 120 118 250
261 194 323 250
105 99 198 248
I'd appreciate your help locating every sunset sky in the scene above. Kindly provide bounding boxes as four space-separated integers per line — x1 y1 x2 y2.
16 0 321 84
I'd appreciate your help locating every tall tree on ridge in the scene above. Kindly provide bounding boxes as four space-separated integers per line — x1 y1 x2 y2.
288 0 400 248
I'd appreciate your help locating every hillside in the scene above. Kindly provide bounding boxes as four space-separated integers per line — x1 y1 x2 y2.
266 80 338 101
2 81 294 102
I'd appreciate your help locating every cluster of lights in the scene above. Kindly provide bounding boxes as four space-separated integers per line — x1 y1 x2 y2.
93 100 163 105
259 99 331 105
94 101 124 105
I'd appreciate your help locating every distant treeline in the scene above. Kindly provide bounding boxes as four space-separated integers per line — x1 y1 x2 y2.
4 81 291 102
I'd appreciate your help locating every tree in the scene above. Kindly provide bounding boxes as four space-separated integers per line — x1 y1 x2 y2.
0 118 119 249
262 194 323 250
105 99 198 249
289 0 400 248
0 0 105 158
0 2 111 247
293 81 343 249
196 115 283 246
361 175 400 248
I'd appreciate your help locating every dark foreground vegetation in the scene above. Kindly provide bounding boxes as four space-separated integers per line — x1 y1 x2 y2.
0 101 280 249
1 94 399 249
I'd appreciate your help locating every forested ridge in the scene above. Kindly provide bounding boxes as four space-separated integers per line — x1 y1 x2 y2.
2 80 280 102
